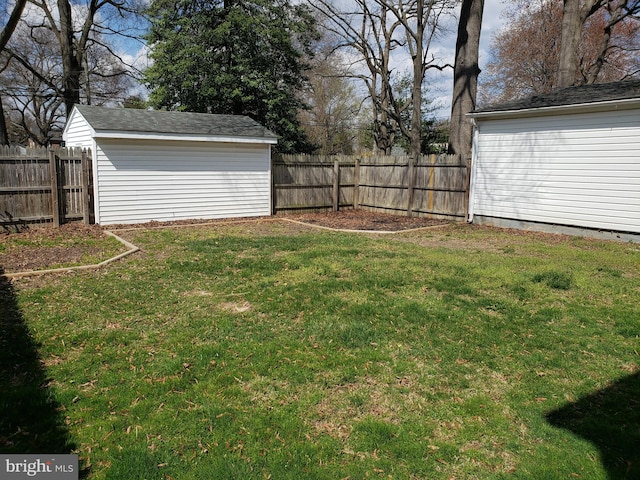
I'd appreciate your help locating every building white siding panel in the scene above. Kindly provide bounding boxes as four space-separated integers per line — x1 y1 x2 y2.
63 110 93 148
472 108 640 234
94 139 271 224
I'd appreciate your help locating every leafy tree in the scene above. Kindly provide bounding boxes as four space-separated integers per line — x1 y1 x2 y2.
397 117 449 154
121 95 148 109
392 73 446 154
144 0 318 153
422 119 449 154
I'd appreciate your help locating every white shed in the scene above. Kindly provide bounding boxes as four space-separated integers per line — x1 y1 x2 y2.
63 105 278 225
468 80 640 239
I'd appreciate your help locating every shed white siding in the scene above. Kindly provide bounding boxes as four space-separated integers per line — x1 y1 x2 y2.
94 139 271 224
62 106 276 225
471 108 640 234
63 109 94 149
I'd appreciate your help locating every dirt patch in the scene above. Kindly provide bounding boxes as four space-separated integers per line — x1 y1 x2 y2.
0 211 448 274
105 210 448 233
286 210 448 231
219 301 253 313
0 223 108 274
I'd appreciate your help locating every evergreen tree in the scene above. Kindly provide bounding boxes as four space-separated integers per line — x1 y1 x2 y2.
144 0 317 153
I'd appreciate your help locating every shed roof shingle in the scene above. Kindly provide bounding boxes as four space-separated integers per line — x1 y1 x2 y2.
475 79 640 113
75 105 278 139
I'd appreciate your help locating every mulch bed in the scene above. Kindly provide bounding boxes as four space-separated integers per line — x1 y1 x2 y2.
285 210 448 231
0 210 450 273
0 223 108 274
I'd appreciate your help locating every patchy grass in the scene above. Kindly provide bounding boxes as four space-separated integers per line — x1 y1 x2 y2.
3 221 640 479
531 270 574 290
0 225 125 273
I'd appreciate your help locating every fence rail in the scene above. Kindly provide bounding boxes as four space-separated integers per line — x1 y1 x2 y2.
272 153 471 219
0 146 94 227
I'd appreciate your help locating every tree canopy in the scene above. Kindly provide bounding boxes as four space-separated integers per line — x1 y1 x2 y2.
481 0 640 104
310 0 456 156
0 0 144 145
144 0 318 153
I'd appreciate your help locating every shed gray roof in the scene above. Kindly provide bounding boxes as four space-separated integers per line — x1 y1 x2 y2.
74 105 278 139
474 79 640 113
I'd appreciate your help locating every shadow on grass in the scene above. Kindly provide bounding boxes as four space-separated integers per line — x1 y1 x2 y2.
546 372 640 479
0 268 87 475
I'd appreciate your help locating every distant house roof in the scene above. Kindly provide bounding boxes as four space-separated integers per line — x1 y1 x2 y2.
471 79 640 119
72 105 278 143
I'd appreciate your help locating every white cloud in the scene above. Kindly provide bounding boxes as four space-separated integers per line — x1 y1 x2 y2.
120 42 151 73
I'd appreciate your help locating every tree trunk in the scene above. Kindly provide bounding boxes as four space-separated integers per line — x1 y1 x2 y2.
557 0 583 87
586 1 624 84
448 0 484 156
409 0 425 160
0 0 28 144
377 5 395 155
0 100 8 145
557 0 603 88
376 111 393 155
58 0 82 116
0 0 26 51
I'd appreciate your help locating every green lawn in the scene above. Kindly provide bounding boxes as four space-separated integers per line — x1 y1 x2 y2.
2 221 639 479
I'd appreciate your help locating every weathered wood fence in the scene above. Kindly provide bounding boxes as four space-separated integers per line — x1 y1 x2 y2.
0 146 94 226
272 154 471 219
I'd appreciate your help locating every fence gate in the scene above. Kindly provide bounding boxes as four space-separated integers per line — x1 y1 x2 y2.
0 146 94 227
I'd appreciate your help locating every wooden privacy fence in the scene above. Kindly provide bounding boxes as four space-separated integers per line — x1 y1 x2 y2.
272 153 472 219
0 146 94 227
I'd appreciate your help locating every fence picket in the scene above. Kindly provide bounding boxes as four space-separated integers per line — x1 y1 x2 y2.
273 153 470 219
0 148 93 226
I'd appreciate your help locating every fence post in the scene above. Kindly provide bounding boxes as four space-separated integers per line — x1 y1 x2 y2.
49 149 61 227
406 155 416 217
270 156 275 215
353 158 360 209
332 160 340 212
464 154 472 220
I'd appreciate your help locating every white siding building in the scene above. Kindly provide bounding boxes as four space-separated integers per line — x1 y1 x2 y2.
63 106 277 225
469 80 640 238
